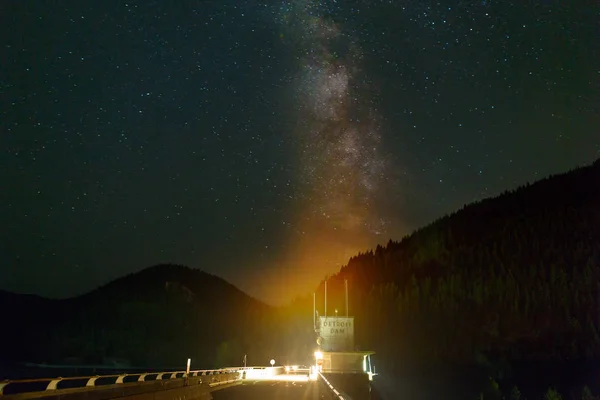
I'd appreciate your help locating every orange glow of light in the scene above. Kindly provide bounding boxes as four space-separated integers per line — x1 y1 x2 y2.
254 221 367 306
239 208 407 306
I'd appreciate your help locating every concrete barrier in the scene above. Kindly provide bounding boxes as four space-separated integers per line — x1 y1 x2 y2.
240 367 284 380
318 372 346 400
320 372 378 400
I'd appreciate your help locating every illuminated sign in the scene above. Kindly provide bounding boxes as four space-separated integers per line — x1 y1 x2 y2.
321 318 352 334
319 317 354 351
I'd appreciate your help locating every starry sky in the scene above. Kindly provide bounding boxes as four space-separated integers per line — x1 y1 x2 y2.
1 0 598 306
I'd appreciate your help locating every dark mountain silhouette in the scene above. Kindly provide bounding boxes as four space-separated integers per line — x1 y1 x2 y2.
0 290 63 364
1 265 278 368
3 159 600 397
298 159 600 398
301 160 600 365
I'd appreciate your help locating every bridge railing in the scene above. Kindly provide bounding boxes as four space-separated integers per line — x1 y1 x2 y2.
0 368 241 396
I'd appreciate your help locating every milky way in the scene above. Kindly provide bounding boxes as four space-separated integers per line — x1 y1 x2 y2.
3 0 596 306
270 0 394 292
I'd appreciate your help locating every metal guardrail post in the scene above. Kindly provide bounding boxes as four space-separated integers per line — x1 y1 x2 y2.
0 382 9 396
86 376 100 386
46 379 62 390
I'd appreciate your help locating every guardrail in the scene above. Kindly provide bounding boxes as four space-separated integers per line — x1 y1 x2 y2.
1 366 360 398
318 372 346 400
0 368 240 397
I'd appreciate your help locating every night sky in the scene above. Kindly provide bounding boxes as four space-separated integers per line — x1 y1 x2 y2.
1 0 598 305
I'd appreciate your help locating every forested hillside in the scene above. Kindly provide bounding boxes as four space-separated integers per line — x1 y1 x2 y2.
2 265 282 368
0 290 62 364
310 160 600 370
4 160 599 386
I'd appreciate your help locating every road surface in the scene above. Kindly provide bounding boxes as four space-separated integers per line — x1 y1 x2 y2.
211 380 340 400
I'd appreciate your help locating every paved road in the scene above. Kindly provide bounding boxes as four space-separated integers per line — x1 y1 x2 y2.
211 380 339 400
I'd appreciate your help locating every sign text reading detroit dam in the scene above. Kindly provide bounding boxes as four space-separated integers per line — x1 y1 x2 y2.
322 319 352 334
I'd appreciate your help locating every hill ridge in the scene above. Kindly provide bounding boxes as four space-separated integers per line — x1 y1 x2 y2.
315 160 600 366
